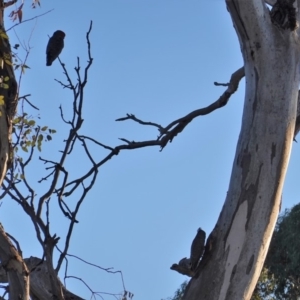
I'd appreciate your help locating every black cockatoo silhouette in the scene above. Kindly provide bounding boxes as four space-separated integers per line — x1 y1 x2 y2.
170 228 206 277
46 30 65 66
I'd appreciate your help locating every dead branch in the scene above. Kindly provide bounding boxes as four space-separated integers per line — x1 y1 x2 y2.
2 20 131 300
118 67 245 149
6 9 54 31
59 67 245 198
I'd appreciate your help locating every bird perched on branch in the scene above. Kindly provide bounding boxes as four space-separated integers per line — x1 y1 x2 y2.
171 228 206 277
46 30 65 66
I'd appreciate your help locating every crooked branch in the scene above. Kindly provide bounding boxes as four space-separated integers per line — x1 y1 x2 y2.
58 67 245 198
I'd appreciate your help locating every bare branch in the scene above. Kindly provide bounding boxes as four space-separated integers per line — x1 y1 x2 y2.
59 252 129 299
116 113 163 130
18 94 39 110
59 67 245 197
6 9 54 31
5 232 22 255
78 135 115 151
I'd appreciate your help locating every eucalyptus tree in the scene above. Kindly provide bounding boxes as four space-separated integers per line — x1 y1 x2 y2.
182 0 300 299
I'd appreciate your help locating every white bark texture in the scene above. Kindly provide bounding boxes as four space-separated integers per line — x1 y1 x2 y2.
183 0 300 299
0 104 8 186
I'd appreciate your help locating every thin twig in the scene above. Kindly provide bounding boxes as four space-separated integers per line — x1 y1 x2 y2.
7 9 54 31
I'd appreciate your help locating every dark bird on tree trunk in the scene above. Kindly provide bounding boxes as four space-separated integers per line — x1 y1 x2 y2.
170 227 206 277
46 30 65 66
190 228 206 270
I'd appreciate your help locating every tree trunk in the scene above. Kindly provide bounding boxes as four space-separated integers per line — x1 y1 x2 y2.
183 0 300 299
0 0 17 187
0 2 28 299
0 225 30 299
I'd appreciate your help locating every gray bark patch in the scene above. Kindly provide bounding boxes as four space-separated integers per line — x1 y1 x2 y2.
230 264 237 282
246 254 254 274
271 142 276 164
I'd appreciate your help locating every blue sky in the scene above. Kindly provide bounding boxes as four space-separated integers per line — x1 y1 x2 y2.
1 1 300 299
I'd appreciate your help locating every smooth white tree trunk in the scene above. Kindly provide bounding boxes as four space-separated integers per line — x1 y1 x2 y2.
183 0 300 299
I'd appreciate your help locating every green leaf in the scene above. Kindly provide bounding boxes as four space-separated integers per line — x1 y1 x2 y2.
28 120 36 126
0 32 8 39
24 129 31 135
5 60 12 66
0 95 4 105
13 117 21 124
